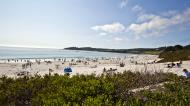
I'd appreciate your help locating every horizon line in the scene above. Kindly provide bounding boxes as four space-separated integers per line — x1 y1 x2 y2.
0 44 61 49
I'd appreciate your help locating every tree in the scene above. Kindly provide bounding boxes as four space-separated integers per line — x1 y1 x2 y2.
174 45 183 50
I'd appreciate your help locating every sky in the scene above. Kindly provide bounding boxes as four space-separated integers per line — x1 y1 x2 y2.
0 0 190 49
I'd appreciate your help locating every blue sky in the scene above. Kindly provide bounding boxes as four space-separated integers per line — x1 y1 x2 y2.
0 0 190 49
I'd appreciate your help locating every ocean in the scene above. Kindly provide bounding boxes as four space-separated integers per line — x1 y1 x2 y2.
0 46 132 59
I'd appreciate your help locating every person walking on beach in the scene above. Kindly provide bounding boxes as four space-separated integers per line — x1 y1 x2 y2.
29 62 32 68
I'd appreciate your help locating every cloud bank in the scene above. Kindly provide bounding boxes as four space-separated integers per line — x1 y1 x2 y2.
92 4 190 40
127 7 190 38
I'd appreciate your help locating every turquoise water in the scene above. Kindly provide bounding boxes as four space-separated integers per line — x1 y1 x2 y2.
0 46 132 59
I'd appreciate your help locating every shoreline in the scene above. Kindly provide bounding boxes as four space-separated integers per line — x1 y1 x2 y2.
0 53 155 63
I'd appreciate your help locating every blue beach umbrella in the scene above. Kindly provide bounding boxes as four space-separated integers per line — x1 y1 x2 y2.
64 67 72 73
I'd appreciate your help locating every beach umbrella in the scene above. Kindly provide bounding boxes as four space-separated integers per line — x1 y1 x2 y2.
64 67 72 73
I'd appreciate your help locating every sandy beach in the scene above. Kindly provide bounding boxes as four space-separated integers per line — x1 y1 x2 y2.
0 54 189 78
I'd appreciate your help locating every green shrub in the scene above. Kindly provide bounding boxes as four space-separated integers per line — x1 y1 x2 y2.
0 71 189 105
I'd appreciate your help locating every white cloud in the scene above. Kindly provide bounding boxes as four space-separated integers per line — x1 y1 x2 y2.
127 7 190 38
137 14 157 22
99 32 107 36
120 0 128 8
128 16 168 35
114 37 123 41
91 22 125 33
132 5 143 12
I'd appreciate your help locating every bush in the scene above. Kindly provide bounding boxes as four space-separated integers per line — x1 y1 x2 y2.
0 71 188 105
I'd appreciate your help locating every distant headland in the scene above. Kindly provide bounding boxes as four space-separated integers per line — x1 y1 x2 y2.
65 44 190 62
64 47 163 54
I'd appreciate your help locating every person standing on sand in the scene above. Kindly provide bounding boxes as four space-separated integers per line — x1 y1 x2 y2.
183 69 190 78
29 62 32 68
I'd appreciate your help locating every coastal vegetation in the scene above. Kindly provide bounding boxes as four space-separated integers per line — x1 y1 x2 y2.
0 71 189 105
158 44 190 62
